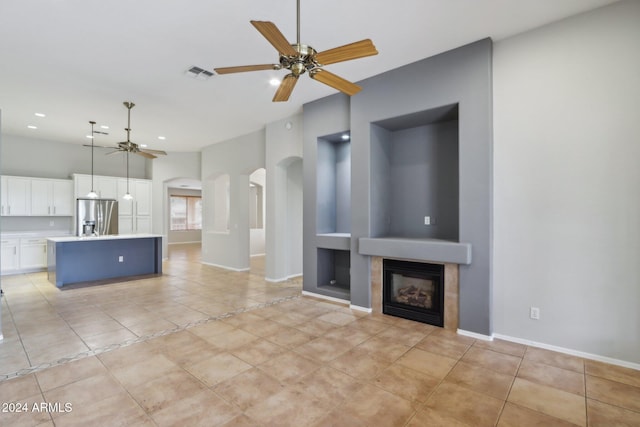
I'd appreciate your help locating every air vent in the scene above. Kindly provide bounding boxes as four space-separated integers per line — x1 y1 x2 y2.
185 66 214 80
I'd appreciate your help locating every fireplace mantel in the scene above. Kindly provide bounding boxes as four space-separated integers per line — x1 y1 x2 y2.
359 237 471 265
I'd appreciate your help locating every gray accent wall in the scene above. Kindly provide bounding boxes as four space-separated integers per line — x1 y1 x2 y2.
303 94 351 300
380 120 459 240
350 38 493 334
304 38 493 335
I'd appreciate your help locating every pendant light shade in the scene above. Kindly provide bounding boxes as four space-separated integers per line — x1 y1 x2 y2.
87 121 98 198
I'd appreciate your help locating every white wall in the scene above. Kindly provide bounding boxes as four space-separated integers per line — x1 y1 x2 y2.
493 0 640 364
201 130 265 270
265 114 304 281
1 134 148 180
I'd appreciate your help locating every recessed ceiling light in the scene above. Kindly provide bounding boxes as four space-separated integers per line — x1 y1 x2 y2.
86 135 94 139
27 125 37 129
158 136 166 140
140 144 148 148
34 113 46 118
341 134 350 140
100 125 109 129
269 78 280 86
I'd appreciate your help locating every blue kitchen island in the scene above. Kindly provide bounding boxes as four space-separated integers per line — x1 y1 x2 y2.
47 234 163 287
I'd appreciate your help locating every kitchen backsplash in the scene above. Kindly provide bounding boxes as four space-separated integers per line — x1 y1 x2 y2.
0 216 73 235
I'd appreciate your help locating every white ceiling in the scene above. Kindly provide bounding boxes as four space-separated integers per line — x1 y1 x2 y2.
0 0 617 153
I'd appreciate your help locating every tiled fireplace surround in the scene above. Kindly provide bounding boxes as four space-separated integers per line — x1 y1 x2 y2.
370 257 459 331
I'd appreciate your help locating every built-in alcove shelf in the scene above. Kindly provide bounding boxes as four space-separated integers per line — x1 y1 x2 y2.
316 233 351 250
370 104 460 242
316 131 351 235
317 248 350 300
359 237 471 265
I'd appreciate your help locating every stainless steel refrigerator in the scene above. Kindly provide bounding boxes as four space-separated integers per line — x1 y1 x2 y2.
76 198 118 236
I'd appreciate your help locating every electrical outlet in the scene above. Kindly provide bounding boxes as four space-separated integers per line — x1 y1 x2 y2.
530 307 540 320
424 216 431 225
118 256 124 263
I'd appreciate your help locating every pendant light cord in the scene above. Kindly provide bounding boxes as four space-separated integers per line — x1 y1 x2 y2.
89 120 96 193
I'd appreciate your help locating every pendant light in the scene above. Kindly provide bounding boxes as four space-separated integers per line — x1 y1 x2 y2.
123 150 133 200
87 121 99 198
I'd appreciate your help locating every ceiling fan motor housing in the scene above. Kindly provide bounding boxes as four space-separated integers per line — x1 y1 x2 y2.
280 44 318 76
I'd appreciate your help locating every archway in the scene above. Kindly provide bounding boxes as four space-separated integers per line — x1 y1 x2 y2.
163 177 202 259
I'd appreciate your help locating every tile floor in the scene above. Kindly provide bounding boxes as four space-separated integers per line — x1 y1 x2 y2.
0 243 639 426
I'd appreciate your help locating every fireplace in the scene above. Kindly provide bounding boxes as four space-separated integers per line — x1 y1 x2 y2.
383 259 444 326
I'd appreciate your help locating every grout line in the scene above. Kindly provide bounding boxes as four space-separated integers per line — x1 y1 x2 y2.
0 293 301 382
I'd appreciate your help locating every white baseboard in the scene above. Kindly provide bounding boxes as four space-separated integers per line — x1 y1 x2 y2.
301 290 350 305
265 273 302 283
457 329 494 341
200 261 249 272
168 241 201 245
250 253 265 257
493 333 640 371
350 304 372 313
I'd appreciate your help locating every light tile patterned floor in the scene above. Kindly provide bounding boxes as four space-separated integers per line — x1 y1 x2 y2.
0 243 639 426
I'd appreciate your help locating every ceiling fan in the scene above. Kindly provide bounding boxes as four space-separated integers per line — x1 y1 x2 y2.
86 102 167 159
214 0 378 102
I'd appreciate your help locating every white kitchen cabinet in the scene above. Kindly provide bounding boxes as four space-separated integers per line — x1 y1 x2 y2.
117 178 152 234
1 176 30 216
74 174 152 234
74 174 118 199
30 179 73 216
135 216 151 234
1 239 20 273
97 176 118 199
118 215 134 234
134 180 151 216
52 180 74 215
19 238 47 269
117 178 133 215
0 177 6 215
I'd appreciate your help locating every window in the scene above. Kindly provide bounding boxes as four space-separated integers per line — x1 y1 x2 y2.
170 196 202 231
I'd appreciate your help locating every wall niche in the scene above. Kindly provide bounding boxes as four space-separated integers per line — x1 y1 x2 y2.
316 131 351 235
317 248 350 295
370 104 459 242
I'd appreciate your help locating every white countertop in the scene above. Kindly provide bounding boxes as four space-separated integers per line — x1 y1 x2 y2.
47 234 163 242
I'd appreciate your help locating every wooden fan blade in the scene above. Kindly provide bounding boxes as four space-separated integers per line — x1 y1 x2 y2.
141 148 167 155
272 74 298 102
250 21 297 56
310 69 362 96
315 39 378 65
83 144 114 149
214 64 279 74
135 151 156 159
